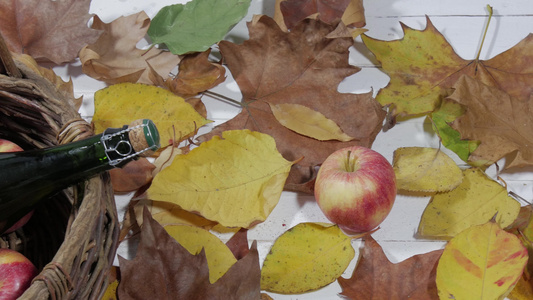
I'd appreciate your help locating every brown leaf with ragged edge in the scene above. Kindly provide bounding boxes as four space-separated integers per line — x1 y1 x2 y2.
362 17 533 118
109 158 155 193
449 75 533 169
338 236 443 299
118 207 261 300
0 0 101 64
166 49 226 98
198 16 385 193
276 0 365 30
79 12 180 85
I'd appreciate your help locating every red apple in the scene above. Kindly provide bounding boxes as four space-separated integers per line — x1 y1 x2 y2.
0 139 33 234
314 146 396 232
0 249 38 300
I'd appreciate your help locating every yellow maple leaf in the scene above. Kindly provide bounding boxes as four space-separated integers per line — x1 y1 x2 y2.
164 224 237 283
418 168 520 238
92 82 211 146
147 130 296 228
269 103 355 142
436 221 528 299
260 222 354 294
392 147 463 192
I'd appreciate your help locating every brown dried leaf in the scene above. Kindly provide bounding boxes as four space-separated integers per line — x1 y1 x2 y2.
450 75 533 169
0 0 101 64
79 12 180 84
109 158 155 193
117 208 261 300
166 49 226 97
275 0 365 30
198 16 385 193
338 236 443 299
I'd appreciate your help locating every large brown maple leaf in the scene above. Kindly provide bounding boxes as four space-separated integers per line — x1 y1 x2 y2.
338 236 443 299
0 0 101 64
449 75 533 170
198 16 385 193
118 208 261 300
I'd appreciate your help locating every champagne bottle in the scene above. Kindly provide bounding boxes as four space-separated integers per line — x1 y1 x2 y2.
0 119 160 234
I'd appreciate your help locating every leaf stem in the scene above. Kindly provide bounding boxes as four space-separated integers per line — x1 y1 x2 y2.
475 5 493 69
203 90 243 107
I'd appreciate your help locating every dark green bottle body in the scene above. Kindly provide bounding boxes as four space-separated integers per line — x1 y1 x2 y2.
0 120 160 234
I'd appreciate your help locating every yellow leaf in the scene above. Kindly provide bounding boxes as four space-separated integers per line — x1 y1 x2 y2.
393 147 463 192
164 224 237 283
102 279 118 300
152 146 182 177
93 82 211 145
508 275 533 300
261 222 355 294
418 168 520 238
269 103 354 142
147 130 295 228
436 222 528 299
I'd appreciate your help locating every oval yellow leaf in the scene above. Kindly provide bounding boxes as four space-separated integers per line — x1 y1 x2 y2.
261 222 355 294
147 130 295 228
418 168 520 238
269 103 354 141
164 224 237 283
93 82 211 146
436 222 528 299
393 147 463 192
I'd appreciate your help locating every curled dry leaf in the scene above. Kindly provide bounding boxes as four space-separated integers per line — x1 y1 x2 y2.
79 12 181 84
0 0 101 64
165 49 226 98
339 235 443 299
109 158 155 193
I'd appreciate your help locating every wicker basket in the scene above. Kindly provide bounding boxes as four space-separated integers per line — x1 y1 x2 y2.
0 34 119 299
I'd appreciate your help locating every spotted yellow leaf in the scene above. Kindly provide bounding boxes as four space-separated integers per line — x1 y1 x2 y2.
261 222 354 294
147 129 295 228
437 221 528 299
393 147 463 192
93 82 211 146
418 168 520 238
164 224 237 283
269 103 354 142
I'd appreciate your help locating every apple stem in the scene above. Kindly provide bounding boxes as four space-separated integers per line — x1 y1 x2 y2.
345 150 356 172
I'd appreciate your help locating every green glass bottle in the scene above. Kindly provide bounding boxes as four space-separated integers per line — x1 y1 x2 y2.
0 119 160 234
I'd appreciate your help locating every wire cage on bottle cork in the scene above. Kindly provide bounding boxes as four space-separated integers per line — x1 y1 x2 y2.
0 34 119 299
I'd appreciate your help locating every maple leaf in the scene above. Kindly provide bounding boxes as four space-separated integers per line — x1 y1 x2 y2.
276 0 365 30
338 235 443 299
0 0 101 64
362 16 533 118
449 75 533 170
118 208 261 300
198 16 385 193
79 12 180 85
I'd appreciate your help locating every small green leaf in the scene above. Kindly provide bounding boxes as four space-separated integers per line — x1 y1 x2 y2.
147 0 251 55
429 99 479 162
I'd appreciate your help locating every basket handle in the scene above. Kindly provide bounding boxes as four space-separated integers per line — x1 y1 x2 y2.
0 31 22 78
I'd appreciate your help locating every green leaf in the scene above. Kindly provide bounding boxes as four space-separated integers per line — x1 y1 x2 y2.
429 99 479 162
147 0 251 55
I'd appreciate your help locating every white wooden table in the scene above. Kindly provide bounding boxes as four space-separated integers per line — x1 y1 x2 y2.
53 0 533 298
